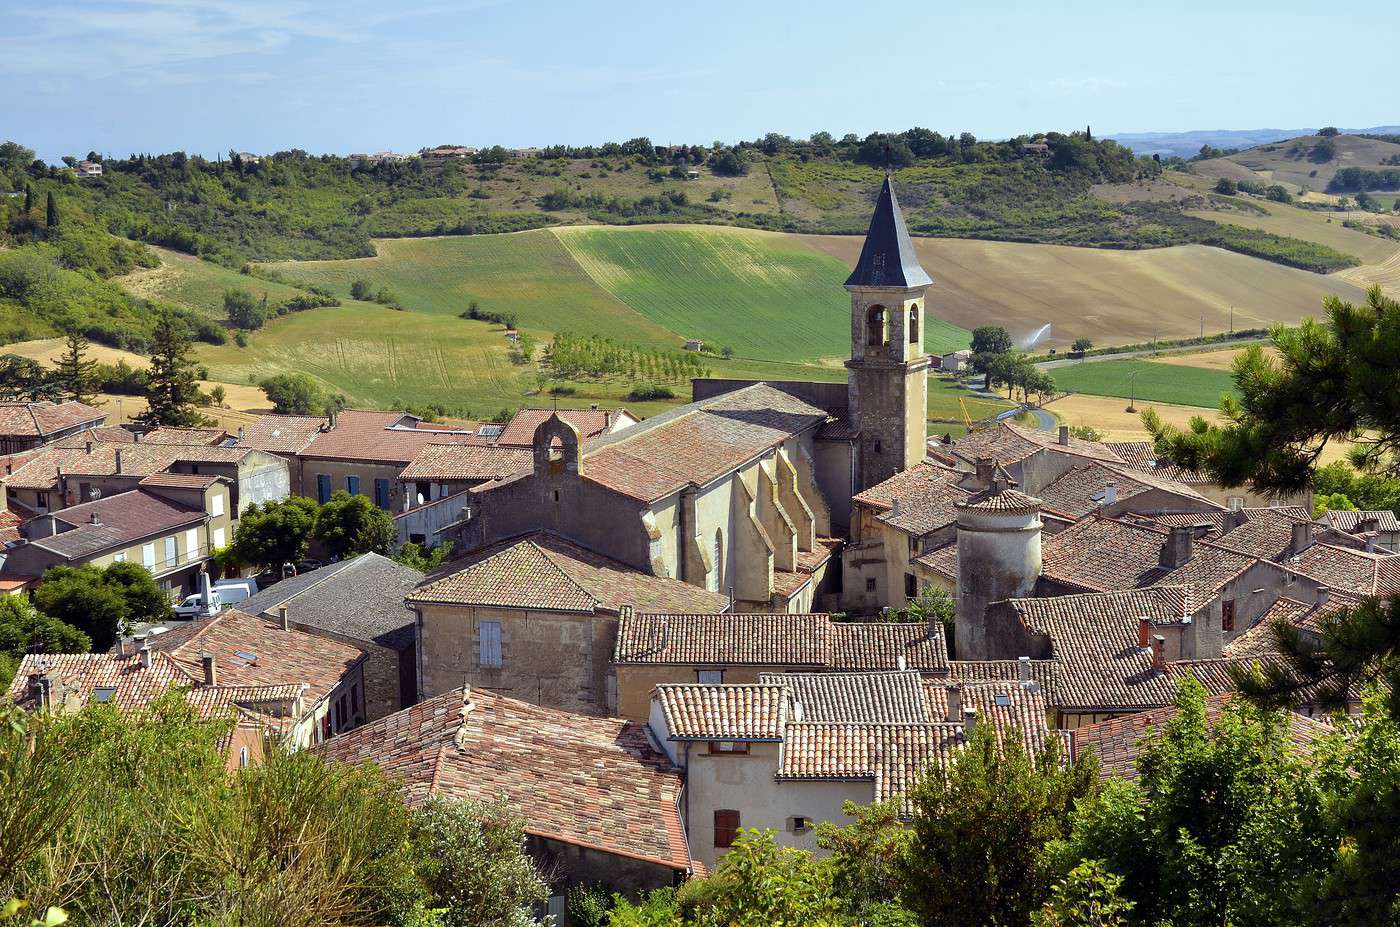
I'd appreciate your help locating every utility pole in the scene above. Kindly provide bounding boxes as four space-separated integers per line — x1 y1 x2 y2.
1126 370 1138 413
1200 312 1204 339
1229 305 1234 333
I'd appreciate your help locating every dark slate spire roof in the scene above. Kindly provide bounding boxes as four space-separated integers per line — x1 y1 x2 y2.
844 176 933 289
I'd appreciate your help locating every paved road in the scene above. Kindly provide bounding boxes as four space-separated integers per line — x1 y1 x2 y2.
1034 335 1270 370
1027 407 1057 432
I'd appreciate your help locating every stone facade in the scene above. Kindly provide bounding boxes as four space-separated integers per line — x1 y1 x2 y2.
846 285 930 491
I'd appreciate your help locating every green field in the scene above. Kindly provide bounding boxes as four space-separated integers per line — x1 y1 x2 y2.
1050 359 1238 409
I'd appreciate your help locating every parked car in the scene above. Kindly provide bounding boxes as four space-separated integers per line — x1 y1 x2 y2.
174 590 221 619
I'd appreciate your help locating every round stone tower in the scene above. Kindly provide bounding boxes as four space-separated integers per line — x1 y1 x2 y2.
954 487 1043 660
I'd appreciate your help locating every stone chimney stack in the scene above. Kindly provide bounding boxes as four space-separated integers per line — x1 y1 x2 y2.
1151 634 1165 671
974 456 996 490
945 684 962 723
1138 616 1152 649
89 511 100 526
1317 587 1331 607
1058 425 1070 446
962 707 978 736
1018 655 1031 682
114 448 124 474
1160 525 1193 568
86 440 93 453
1103 481 1117 507
200 652 217 686
279 605 290 631
138 643 152 670
1290 521 1313 556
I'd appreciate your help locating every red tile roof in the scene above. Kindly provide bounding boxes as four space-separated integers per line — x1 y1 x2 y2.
2 443 256 490
1283 543 1400 595
0 401 104 438
300 410 480 465
655 684 789 740
409 531 730 614
399 443 532 482
853 462 971 535
32 489 207 559
1103 440 1211 485
1036 460 1215 519
496 408 634 447
234 414 327 454
315 686 691 871
951 421 1125 468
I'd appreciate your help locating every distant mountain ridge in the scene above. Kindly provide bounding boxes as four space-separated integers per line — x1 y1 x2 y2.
1109 126 1400 158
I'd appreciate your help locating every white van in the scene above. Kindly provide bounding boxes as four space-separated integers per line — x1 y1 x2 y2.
213 578 258 607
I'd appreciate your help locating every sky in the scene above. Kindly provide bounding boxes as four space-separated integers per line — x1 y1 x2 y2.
4 0 1397 162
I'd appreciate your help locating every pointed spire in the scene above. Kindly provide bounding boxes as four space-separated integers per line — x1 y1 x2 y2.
844 176 932 289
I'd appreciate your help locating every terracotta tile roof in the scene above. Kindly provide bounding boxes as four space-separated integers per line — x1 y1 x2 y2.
1224 591 1365 659
399 443 532 482
951 421 1125 468
853 462 970 535
138 427 228 446
615 612 947 671
234 414 327 454
1283 543 1400 595
0 510 20 544
1211 508 1315 561
1322 509 1400 534
926 679 1056 752
30 488 206 559
913 540 959 580
655 684 789 739
776 722 962 800
300 410 480 465
138 472 221 489
409 531 730 614
144 610 364 704
1103 441 1211 485
958 487 1042 514
947 659 1056 690
764 671 931 723
576 385 829 503
0 401 104 438
772 537 843 600
496 408 634 447
1007 588 1189 711
1072 694 1331 779
315 686 691 871
54 425 138 446
1036 460 1215 519
2 443 256 490
241 553 419 650
815 417 859 441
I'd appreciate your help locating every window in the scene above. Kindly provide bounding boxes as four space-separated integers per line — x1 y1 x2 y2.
904 573 917 599
213 526 226 549
36 491 49 510
865 305 887 347
865 577 877 592
1227 496 1244 511
164 536 177 567
113 551 126 563
185 528 199 559
697 670 725 684
210 491 224 517
316 474 332 504
714 809 741 848
709 741 748 755
873 439 882 454
479 620 503 668
93 686 117 703
1222 598 1236 633
142 543 156 568
909 304 920 344
908 535 919 555
238 746 250 768
374 478 391 509
346 475 360 496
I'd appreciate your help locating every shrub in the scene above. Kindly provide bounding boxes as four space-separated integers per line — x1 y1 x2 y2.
627 384 675 401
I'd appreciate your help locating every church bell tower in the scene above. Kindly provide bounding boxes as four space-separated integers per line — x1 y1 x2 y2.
845 176 932 491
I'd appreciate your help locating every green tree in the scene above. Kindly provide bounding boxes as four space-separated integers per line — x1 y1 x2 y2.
1318 126 1341 137
392 541 453 573
138 311 204 427
350 279 372 300
1032 860 1133 927
695 830 844 926
44 192 57 229
101 560 173 626
1071 338 1093 353
231 497 321 573
1044 677 1329 927
1313 491 1358 518
258 372 324 415
0 597 90 690
51 332 98 404
23 183 33 214
314 491 396 559
897 725 1097 927
1214 178 1238 195
409 797 547 927
0 356 56 402
32 566 127 651
970 326 1014 389
817 799 910 915
223 288 265 329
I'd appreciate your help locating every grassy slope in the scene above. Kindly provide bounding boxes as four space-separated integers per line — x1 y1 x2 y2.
1183 199 1400 266
553 225 968 362
1052 358 1238 408
121 246 311 316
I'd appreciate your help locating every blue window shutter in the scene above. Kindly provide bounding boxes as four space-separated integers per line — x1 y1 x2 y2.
480 620 502 668
374 478 390 509
317 474 331 504
346 475 360 495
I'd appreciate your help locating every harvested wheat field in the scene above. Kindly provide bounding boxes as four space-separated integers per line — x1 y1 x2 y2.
1153 346 1278 371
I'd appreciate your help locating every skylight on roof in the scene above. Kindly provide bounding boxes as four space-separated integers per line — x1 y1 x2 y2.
93 686 117 703
478 424 504 438
994 693 1011 707
234 650 258 663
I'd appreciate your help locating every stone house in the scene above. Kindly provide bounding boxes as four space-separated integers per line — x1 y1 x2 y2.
1106 440 1312 513
316 686 695 906
394 443 531 547
493 407 638 447
612 610 948 720
0 475 235 597
408 531 730 715
0 400 105 455
231 414 327 496
934 422 1128 494
239 553 422 721
1317 509 1400 554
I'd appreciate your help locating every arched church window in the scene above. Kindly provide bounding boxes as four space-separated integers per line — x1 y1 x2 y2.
866 305 887 347
909 304 920 344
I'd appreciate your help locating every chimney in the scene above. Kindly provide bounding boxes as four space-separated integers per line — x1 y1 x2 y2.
1290 521 1313 556
891 498 903 518
138 643 152 670
974 457 996 490
1018 655 1031 682
115 448 123 474
792 701 804 722
200 652 217 686
945 684 962 723
962 707 978 736
1058 425 1070 446
1103 481 1117 507
590 403 599 410
85 440 93 453
1160 525 1193 568
237 426 246 441
32 673 54 711
116 636 128 657
279 605 290 631
1317 587 1330 607
1150 634 1165 671
89 511 100 526
1138 616 1152 649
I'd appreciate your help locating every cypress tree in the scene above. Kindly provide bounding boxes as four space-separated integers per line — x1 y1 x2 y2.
54 332 99 405
23 183 33 213
45 191 58 228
